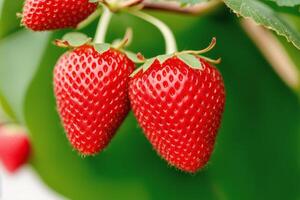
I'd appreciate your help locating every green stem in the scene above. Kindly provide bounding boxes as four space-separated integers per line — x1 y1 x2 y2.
128 10 177 54
94 7 113 44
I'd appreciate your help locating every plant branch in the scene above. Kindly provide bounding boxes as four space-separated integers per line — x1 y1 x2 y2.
121 0 144 8
141 0 222 15
241 19 300 91
102 0 222 15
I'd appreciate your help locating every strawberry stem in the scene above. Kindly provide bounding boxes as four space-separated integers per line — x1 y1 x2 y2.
94 6 112 44
128 10 177 54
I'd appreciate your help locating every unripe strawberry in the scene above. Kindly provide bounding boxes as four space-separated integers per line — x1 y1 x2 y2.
129 55 225 173
21 0 98 31
54 45 135 155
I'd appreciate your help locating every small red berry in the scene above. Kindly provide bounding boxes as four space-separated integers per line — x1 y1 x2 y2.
129 56 225 173
21 0 98 31
53 45 135 155
0 125 31 173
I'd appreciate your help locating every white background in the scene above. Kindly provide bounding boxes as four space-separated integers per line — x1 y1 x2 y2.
0 165 66 200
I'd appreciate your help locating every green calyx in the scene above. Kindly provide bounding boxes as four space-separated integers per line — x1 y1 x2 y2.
129 37 221 78
53 32 111 54
54 33 220 79
175 37 221 66
54 32 92 48
54 27 135 51
54 30 146 63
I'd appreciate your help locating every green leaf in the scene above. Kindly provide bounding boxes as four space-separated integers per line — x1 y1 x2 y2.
266 0 300 7
178 53 203 69
279 15 300 72
94 43 110 54
62 32 91 47
223 0 300 50
263 0 300 16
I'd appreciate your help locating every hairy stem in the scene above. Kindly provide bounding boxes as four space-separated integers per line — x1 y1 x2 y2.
94 7 113 44
128 10 177 54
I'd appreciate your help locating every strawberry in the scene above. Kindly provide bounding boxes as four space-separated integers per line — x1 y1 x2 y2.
129 55 225 173
0 125 31 173
21 0 98 31
53 45 135 155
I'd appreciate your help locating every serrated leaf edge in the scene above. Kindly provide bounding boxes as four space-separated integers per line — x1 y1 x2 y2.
223 1 300 50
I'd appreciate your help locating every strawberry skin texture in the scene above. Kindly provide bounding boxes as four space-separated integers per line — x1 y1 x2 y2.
22 0 97 31
0 127 31 173
54 45 135 155
129 57 225 173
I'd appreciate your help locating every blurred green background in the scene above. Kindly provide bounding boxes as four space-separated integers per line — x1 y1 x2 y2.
0 1 300 199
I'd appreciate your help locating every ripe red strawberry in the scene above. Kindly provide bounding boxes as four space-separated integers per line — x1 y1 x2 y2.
21 0 98 31
0 125 31 173
53 45 135 155
129 56 225 173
